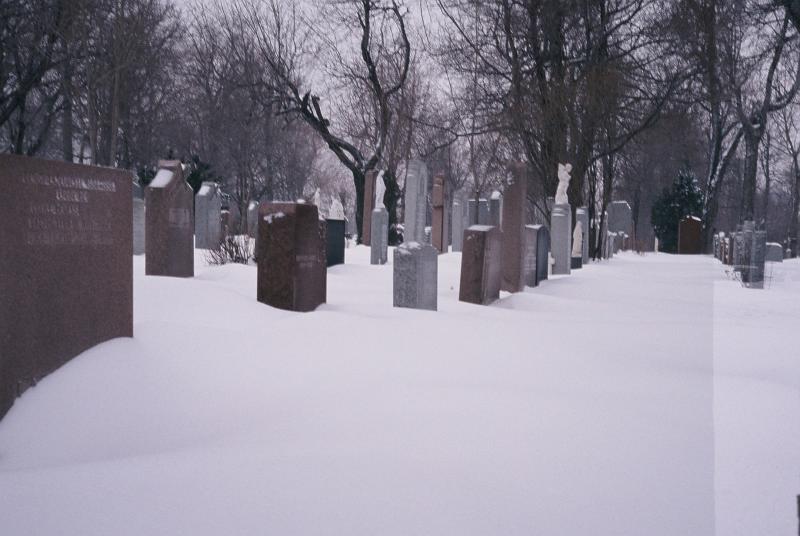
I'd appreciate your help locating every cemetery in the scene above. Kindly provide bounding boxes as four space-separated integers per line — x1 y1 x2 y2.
2 1 800 535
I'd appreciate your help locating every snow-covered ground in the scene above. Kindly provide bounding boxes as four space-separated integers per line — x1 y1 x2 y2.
0 247 798 535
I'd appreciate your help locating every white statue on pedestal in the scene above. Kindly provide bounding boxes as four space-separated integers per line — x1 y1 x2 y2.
375 170 386 209
572 221 583 257
555 163 572 205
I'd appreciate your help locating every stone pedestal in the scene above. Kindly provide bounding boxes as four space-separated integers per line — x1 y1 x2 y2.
459 225 501 305
451 201 465 252
501 163 527 292
576 207 589 263
326 218 346 267
393 242 437 311
431 174 448 253
404 161 428 243
362 170 377 245
257 202 326 311
370 207 389 265
146 160 194 277
0 154 134 420
551 203 571 275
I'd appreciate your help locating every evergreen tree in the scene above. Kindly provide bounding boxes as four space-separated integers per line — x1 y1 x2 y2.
651 170 703 253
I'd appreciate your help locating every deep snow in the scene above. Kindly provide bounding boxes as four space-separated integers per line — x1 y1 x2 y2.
0 247 798 535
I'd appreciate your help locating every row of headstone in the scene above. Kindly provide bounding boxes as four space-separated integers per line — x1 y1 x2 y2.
714 223 767 289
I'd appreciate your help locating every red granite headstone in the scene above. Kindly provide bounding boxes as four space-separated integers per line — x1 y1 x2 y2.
257 202 326 311
0 154 133 419
362 170 377 245
431 174 447 253
678 216 703 254
459 225 502 305
145 160 194 277
501 163 528 292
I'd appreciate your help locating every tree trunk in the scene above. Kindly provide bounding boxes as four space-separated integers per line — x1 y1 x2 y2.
741 130 761 222
61 61 74 162
353 168 365 243
790 156 800 257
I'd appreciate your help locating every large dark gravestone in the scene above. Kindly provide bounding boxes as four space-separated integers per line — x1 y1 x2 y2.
0 154 133 420
459 225 501 305
145 160 194 277
501 163 528 292
678 216 703 254
531 224 550 284
326 218 345 267
257 202 327 312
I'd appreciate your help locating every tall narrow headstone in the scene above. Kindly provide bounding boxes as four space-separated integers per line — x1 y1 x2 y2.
362 170 378 245
0 154 133 420
478 199 490 225
404 160 428 243
489 190 502 227
527 224 550 284
431 174 448 253
257 202 326 311
576 207 589 264
459 225 501 305
371 207 389 265
501 163 528 292
247 200 259 239
393 241 438 311
451 200 465 252
145 160 194 277
133 181 145 255
195 181 222 249
327 198 346 267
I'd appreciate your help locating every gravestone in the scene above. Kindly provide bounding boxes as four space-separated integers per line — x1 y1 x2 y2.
523 225 541 287
678 216 703 254
0 154 133 420
766 242 783 262
489 190 502 227
220 209 231 238
431 173 448 253
195 181 222 249
733 231 745 272
501 163 528 292
133 181 145 255
459 225 501 305
404 160 428 243
222 194 240 234
362 170 378 245
370 207 389 265
247 200 259 239
257 202 326 311
468 199 477 225
551 203 571 274
451 200 465 252
478 199 490 225
576 207 589 264
393 241 438 311
571 221 583 269
327 198 346 267
145 160 194 277
529 224 550 285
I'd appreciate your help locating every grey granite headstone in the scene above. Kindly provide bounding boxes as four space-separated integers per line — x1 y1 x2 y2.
451 200 465 252
551 203 571 275
404 160 428 243
133 182 145 255
489 191 502 227
765 242 783 262
195 181 222 249
247 200 259 239
576 207 589 263
393 241 438 311
370 207 389 265
478 199 490 225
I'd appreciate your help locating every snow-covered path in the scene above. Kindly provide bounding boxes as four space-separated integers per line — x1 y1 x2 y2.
0 249 797 535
